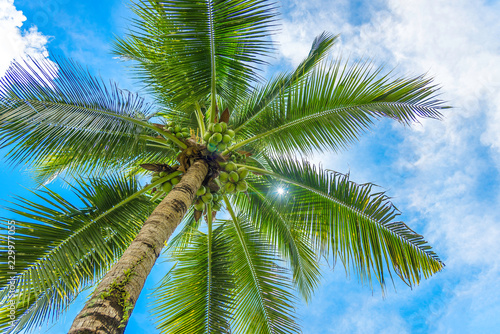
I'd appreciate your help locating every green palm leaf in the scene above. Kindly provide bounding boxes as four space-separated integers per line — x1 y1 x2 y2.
0 174 156 333
232 32 338 131
231 60 445 155
256 157 444 288
114 0 279 112
152 225 234 334
231 180 321 301
0 57 177 179
224 199 300 334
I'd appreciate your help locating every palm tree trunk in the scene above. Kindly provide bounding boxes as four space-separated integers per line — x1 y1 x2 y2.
69 160 209 334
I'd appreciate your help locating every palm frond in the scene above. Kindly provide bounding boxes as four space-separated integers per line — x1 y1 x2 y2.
0 57 174 178
231 59 446 155
224 199 300 334
114 0 279 111
152 225 234 334
0 174 156 333
232 32 338 131
261 158 444 289
231 180 321 301
30 140 177 186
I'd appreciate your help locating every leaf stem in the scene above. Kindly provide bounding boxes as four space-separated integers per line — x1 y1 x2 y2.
195 102 206 137
93 172 182 222
7 98 188 149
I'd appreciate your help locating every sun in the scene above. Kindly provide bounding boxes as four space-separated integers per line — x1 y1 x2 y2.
277 187 285 195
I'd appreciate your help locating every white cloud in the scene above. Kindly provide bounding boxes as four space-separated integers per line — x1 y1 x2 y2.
0 0 50 76
278 0 500 332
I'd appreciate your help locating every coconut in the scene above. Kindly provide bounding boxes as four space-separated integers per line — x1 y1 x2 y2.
196 185 206 196
202 192 213 203
203 132 211 142
162 182 173 193
171 177 180 185
174 125 181 133
217 143 227 151
226 129 235 138
236 180 248 192
238 167 249 179
221 122 228 132
229 171 240 183
219 171 229 183
194 200 205 211
207 143 217 152
225 182 236 193
213 123 223 133
209 136 218 145
225 162 237 172
213 133 223 143
182 132 190 138
222 134 232 143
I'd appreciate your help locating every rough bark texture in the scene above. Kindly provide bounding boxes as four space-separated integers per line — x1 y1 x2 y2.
69 160 208 334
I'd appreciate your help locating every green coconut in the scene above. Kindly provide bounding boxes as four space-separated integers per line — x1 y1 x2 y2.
196 186 206 196
212 133 223 143
194 200 205 211
222 134 232 143
236 180 248 192
202 192 213 203
225 182 236 193
238 167 249 179
226 129 235 138
219 171 229 183
217 143 227 151
207 143 217 152
229 171 240 183
171 177 180 185
213 123 223 133
162 182 173 193
225 162 237 172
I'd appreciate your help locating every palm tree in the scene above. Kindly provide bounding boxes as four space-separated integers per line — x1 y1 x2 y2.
0 0 445 333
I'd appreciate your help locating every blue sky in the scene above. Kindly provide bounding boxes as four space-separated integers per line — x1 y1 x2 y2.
1 0 500 333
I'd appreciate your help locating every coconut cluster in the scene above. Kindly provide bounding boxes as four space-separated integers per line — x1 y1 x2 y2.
151 171 180 196
194 186 223 213
229 151 247 164
219 162 248 193
166 122 191 139
203 122 235 153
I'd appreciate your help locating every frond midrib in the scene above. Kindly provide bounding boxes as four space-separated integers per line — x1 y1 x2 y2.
224 197 273 334
247 183 309 288
242 165 441 265
7 177 167 287
229 101 437 152
3 97 187 148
